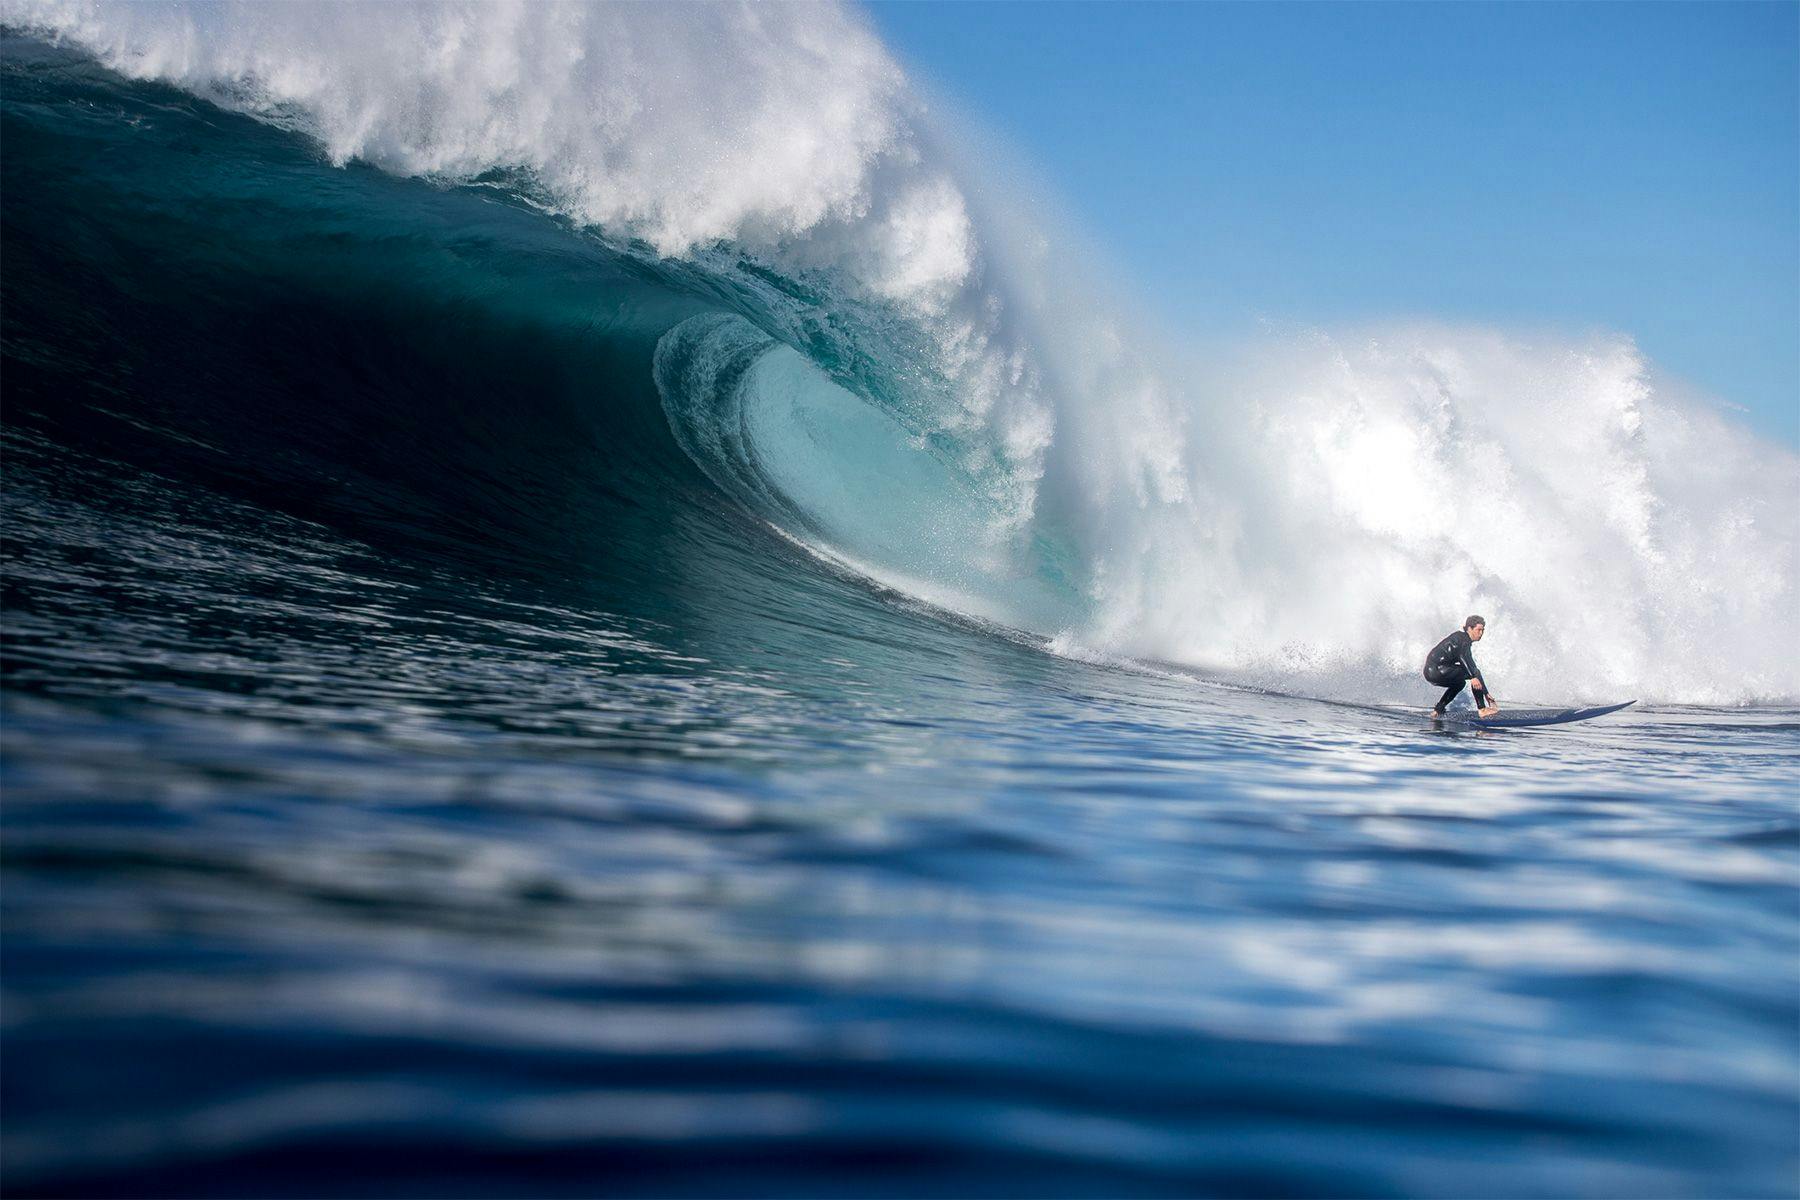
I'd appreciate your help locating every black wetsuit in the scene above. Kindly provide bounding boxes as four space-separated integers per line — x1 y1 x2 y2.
1423 630 1493 714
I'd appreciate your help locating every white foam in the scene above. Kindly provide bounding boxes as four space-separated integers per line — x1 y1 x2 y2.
5 2 960 291
1057 324 1800 704
12 0 1796 703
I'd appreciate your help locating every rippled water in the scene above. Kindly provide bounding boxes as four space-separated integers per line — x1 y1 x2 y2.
5 428 1797 1197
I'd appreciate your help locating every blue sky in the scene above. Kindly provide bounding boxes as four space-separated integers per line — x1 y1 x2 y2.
865 1 1799 447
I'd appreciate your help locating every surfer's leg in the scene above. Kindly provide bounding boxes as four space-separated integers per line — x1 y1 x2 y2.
1434 681 1464 713
1431 672 1466 715
1425 665 1468 712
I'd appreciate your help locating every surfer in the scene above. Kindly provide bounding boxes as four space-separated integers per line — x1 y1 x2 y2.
1424 615 1499 718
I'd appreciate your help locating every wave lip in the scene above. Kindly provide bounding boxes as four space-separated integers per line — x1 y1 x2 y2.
2 2 919 267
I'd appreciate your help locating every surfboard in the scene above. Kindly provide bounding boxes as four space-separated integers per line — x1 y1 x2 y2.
1434 700 1635 728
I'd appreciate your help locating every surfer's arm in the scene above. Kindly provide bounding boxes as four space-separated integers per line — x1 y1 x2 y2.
1459 640 1496 705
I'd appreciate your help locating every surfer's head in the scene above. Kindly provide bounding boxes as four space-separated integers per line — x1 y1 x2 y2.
1465 614 1487 640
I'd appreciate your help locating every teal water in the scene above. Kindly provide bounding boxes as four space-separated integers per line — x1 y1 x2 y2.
3 34 1797 1198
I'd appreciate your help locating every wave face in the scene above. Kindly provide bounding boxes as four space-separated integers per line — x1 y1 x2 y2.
8 0 1797 705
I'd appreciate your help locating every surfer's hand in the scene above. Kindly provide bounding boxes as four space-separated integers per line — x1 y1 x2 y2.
1479 705 1499 718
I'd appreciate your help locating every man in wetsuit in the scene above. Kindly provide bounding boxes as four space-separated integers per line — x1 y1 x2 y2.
1424 614 1499 718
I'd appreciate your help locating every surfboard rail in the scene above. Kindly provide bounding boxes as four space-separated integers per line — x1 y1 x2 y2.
1434 700 1636 728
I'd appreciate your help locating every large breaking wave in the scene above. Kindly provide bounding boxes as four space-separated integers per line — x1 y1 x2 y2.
7 0 1795 704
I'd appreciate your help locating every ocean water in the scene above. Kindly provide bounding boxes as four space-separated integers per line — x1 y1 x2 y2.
3 8 1798 1198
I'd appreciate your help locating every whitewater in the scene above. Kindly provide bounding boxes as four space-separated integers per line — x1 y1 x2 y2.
1 4 1796 1197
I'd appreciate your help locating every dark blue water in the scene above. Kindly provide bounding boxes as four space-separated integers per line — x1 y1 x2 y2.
3 35 1797 1198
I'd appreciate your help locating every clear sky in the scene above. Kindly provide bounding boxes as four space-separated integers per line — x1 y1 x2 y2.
865 1 1800 447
